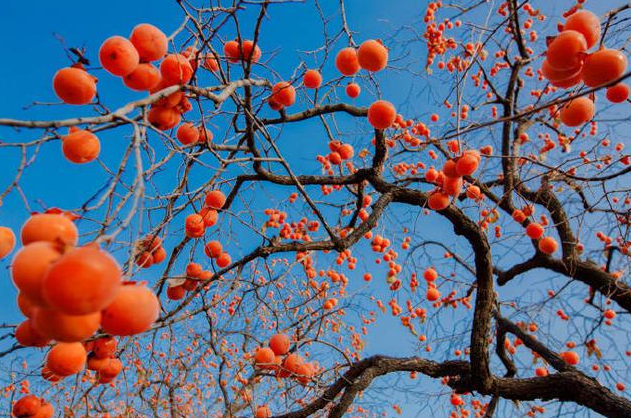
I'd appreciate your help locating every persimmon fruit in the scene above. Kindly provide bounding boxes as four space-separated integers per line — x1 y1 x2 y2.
176 123 200 145
20 213 78 246
560 97 594 127
538 236 558 254
99 36 140 76
62 128 101 164
456 151 480 176
357 39 388 72
216 252 231 268
15 319 50 347
0 226 16 259
204 190 226 209
269 333 290 355
303 69 322 89
129 23 168 62
53 67 96 105
546 30 587 71
563 10 601 49
93 336 117 359
271 82 296 107
255 406 271 418
367 100 396 130
160 54 194 85
204 241 222 258
581 49 628 88
335 47 360 76
606 83 630 103
525 222 544 240
345 82 361 98
100 284 160 336
428 190 450 211
541 59 581 83
12 395 48 418
123 63 160 91
561 350 579 365
32 308 101 342
426 287 440 301
148 106 181 131
42 245 122 315
254 347 275 368
11 242 62 306
281 353 303 376
45 342 87 376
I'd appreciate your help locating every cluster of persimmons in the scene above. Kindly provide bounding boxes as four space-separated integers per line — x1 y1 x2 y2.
5 211 159 417
541 10 628 127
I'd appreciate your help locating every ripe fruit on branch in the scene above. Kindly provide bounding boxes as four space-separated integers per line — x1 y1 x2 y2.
12 395 54 418
426 287 440 302
581 49 628 88
53 67 96 105
32 307 101 342
427 190 450 211
61 128 101 164
100 283 160 336
563 10 601 49
160 54 194 85
204 241 222 258
606 83 630 103
303 69 322 89
20 213 78 246
93 336 117 359
538 236 558 255
43 244 122 315
540 59 582 84
255 406 271 418
15 319 50 347
345 82 361 98
335 47 360 76
456 150 480 176
204 190 226 209
129 23 168 62
223 39 261 63
560 350 579 365
123 63 161 91
560 96 594 127
45 342 87 376
280 353 303 377
148 106 181 131
216 252 232 268
367 100 396 130
0 226 16 259
525 222 544 240
357 39 388 72
269 333 290 355
271 82 296 107
99 36 140 76
11 242 62 306
546 30 587 71
254 347 276 369
176 123 200 145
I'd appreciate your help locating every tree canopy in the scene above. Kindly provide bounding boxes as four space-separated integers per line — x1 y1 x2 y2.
1 1 631 417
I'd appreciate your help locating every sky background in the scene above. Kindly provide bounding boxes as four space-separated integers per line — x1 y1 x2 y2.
0 1 628 417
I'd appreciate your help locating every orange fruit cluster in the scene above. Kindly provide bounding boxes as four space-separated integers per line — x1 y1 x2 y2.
10 211 159 382
253 333 317 385
11 395 54 418
427 150 481 211
541 10 628 127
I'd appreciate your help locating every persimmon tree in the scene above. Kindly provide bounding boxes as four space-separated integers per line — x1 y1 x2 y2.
1 0 631 417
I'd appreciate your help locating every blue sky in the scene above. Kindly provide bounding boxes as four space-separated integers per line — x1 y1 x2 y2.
0 1 629 417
